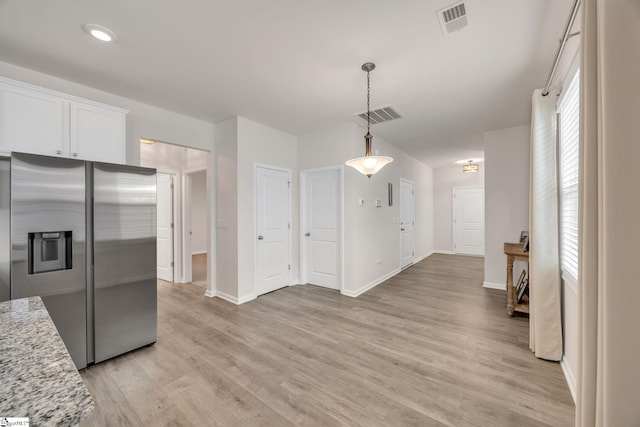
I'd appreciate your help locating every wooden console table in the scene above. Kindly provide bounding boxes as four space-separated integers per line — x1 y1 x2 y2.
504 242 529 316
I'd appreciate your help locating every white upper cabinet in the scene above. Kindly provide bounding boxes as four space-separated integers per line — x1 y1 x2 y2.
0 81 68 157
0 77 127 164
70 101 125 164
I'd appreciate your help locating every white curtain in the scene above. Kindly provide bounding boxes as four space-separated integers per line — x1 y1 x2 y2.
577 1 640 425
529 90 563 361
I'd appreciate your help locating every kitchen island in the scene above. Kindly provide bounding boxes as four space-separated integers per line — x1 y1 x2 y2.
0 296 94 425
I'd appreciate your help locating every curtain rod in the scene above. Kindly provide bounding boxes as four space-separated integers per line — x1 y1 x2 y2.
542 0 581 96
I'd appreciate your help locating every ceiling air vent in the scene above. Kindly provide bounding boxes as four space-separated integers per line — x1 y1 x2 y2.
354 105 403 125
437 1 468 35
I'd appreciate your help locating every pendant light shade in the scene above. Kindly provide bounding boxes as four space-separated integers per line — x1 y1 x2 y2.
345 132 393 177
345 155 394 177
346 62 393 178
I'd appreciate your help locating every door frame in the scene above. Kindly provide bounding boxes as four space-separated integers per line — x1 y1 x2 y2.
254 163 293 296
452 185 485 255
139 141 215 297
300 165 344 292
399 177 415 268
182 167 207 284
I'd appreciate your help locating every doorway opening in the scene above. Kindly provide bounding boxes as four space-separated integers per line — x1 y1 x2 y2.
140 140 211 291
183 169 207 287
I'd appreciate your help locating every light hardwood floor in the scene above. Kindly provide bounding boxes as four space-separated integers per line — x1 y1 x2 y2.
80 254 574 426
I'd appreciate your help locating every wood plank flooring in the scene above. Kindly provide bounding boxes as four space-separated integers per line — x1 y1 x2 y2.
80 254 574 426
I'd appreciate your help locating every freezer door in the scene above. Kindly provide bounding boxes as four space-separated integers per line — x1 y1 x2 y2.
11 152 87 369
93 162 157 363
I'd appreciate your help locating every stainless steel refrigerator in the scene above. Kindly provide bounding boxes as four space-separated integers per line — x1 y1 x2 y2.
0 152 157 369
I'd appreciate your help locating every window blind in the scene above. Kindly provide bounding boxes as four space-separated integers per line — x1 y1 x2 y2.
558 70 580 281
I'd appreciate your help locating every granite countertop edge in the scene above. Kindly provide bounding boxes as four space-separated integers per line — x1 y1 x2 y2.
0 296 94 426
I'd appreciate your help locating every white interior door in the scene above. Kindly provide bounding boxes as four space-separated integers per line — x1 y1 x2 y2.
453 186 485 255
400 179 415 268
256 166 291 296
157 173 174 281
302 168 340 290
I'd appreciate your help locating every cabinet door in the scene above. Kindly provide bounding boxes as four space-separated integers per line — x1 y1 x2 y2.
70 101 125 164
0 82 68 157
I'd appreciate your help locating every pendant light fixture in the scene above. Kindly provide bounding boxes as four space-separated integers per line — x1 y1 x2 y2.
345 62 393 178
462 160 479 173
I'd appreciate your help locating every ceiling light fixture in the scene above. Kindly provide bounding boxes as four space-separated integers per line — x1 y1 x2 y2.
462 160 479 173
140 138 156 145
83 24 117 42
345 62 393 178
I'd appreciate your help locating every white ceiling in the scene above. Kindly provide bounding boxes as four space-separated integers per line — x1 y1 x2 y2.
0 0 572 167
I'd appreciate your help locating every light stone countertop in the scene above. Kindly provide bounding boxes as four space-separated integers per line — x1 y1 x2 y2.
0 296 94 426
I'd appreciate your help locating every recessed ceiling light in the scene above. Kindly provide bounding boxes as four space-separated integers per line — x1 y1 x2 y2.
83 24 116 42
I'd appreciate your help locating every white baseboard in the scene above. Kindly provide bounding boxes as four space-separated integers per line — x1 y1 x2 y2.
216 290 255 305
238 293 256 304
215 291 238 304
192 250 207 256
483 281 506 290
204 289 216 298
560 357 577 403
433 250 455 255
414 250 434 263
341 268 401 298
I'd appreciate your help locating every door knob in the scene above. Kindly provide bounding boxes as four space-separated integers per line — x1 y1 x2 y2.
258 235 264 240
305 233 311 237
401 228 405 231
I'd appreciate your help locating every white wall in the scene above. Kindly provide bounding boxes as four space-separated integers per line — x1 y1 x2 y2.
184 147 208 171
433 164 485 252
190 171 208 254
298 123 434 296
215 117 239 299
593 2 640 420
140 141 199 173
484 125 530 289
